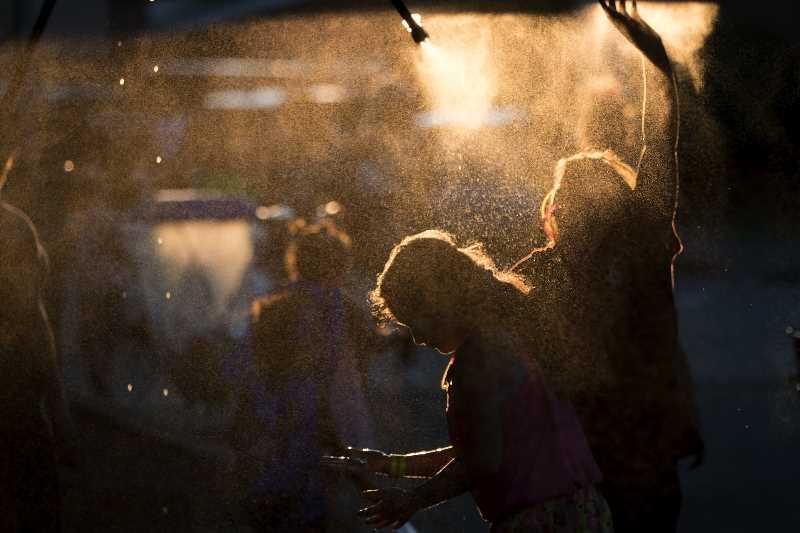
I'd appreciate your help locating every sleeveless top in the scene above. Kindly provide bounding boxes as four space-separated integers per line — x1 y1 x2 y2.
444 335 601 523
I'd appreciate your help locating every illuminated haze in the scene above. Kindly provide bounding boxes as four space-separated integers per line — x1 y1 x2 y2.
1 3 720 266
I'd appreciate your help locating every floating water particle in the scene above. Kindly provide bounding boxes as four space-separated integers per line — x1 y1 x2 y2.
122 291 127 299
324 201 342 216
786 326 794 335
63 160 75 172
165 291 171 300
255 206 270 220
117 41 122 47
157 237 163 245
156 155 163 164
163 388 169 397
127 384 133 392
153 65 159 73
119 78 125 86
744 425 750 430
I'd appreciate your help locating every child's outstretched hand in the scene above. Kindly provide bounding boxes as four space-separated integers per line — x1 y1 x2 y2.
358 487 420 530
321 447 390 476
599 0 672 74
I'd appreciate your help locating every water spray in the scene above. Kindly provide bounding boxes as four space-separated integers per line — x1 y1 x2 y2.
390 0 429 44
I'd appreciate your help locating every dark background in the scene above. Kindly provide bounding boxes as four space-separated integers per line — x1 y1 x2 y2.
1 1 798 532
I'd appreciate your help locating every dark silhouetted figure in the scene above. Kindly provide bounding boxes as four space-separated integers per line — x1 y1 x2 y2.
0 199 75 532
514 3 703 531
231 220 374 532
326 230 613 532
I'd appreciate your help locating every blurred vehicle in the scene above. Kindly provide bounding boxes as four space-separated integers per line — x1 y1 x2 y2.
59 189 293 426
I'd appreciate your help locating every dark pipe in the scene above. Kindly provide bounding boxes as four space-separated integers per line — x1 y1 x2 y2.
390 0 430 43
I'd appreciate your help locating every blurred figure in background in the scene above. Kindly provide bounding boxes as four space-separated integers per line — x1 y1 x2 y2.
0 190 76 531
228 219 376 531
72 225 133 397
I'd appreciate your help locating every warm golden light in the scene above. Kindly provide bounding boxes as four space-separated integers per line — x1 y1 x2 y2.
414 16 496 131
63 160 75 172
590 2 719 89
152 219 253 314
119 77 125 86
324 200 342 216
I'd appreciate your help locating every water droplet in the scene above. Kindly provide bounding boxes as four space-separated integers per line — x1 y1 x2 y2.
127 384 133 392
63 160 75 172
324 201 342 216
119 78 125 86
255 206 270 220
157 237 163 245
744 424 750 430
156 155 163 164
153 65 159 73
117 41 122 47
163 388 169 397
165 291 171 300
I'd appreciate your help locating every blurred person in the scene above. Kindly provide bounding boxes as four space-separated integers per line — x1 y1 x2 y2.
0 195 77 532
228 220 376 532
325 230 613 533
513 3 703 531
71 225 133 397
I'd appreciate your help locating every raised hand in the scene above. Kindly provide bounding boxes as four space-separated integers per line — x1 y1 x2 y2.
358 487 420 530
598 0 672 74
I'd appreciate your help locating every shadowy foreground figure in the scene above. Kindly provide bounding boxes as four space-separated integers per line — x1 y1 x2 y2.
0 198 75 532
325 230 613 532
515 3 703 531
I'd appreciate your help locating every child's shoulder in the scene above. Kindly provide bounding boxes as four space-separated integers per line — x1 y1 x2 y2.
250 290 292 322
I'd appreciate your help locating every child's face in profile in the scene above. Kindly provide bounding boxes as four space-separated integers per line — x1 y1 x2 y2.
401 311 464 355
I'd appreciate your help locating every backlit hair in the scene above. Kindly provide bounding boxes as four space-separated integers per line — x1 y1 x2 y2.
370 230 529 328
539 149 636 249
